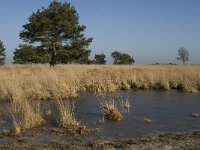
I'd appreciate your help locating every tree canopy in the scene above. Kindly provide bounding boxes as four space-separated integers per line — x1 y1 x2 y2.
13 44 50 64
16 1 92 66
176 47 190 64
0 40 6 65
111 51 134 64
94 53 106 64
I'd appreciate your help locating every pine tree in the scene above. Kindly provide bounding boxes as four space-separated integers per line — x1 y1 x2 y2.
19 1 92 66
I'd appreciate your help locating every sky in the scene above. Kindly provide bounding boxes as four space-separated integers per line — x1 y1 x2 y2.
0 0 199 64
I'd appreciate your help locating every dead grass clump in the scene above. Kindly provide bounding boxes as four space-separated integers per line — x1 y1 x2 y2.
144 118 154 124
99 93 129 122
89 140 111 148
121 99 131 112
0 129 10 137
192 113 200 118
103 103 123 122
56 100 92 136
10 99 44 135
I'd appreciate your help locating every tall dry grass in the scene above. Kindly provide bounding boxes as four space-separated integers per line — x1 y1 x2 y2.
11 99 44 135
8 86 44 135
55 100 89 135
0 64 199 102
56 100 80 128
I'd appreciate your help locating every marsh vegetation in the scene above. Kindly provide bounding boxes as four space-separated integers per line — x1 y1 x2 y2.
0 64 199 103
0 65 199 148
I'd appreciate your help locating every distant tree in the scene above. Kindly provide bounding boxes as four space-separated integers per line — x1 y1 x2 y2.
94 53 106 64
111 51 134 64
87 59 96 64
20 1 92 66
13 44 50 64
0 40 6 65
176 47 190 64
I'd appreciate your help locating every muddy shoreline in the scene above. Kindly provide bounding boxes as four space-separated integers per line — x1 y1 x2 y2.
0 131 200 150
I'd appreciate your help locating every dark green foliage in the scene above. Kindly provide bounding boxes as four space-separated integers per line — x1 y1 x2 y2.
55 48 69 64
19 1 92 66
177 47 190 64
0 40 6 65
87 59 96 64
13 45 50 64
111 51 134 64
94 53 106 64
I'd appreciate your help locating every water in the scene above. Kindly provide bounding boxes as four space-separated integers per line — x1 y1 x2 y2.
0 90 200 144
75 90 200 140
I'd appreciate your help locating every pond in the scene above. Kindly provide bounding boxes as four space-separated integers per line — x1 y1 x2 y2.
75 90 200 140
0 90 200 144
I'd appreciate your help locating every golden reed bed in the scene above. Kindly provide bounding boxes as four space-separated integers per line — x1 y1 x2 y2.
0 64 199 102
0 64 199 135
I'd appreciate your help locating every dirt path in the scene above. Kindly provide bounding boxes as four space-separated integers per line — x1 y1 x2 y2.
0 131 200 150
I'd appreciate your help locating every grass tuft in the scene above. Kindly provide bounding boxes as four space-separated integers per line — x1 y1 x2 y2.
103 103 123 122
10 99 44 135
192 113 200 118
144 118 154 124
121 99 131 112
56 100 92 136
99 93 126 122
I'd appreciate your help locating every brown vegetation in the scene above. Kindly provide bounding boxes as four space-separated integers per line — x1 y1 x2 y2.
121 99 131 112
0 64 199 103
56 100 84 135
103 101 123 122
144 118 154 124
10 99 44 135
1 131 200 149
4 86 45 135
0 64 198 132
98 93 131 122
55 100 95 135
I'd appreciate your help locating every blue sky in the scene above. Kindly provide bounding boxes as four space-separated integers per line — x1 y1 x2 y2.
0 0 199 64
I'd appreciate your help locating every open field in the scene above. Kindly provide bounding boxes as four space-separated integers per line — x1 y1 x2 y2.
0 64 199 102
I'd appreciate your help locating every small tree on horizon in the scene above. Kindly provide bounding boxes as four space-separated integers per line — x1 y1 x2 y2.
176 47 190 64
94 53 106 64
111 51 134 64
0 40 6 65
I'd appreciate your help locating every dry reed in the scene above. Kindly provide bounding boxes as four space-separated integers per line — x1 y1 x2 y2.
56 100 80 128
55 100 90 135
103 103 123 122
121 99 131 112
10 99 44 135
0 64 199 103
8 86 44 135
99 93 124 122
144 118 154 124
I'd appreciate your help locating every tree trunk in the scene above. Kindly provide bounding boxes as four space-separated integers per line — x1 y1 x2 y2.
50 46 57 67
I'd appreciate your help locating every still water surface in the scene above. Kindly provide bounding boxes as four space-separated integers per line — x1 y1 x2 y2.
75 90 200 140
0 90 199 144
